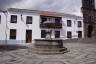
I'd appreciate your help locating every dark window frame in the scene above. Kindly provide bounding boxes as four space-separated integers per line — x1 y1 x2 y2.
78 31 82 38
67 20 71 27
26 30 32 43
55 31 60 38
78 21 82 27
10 29 16 40
11 15 17 23
26 16 32 24
41 30 46 38
55 17 61 24
41 17 47 23
67 31 72 38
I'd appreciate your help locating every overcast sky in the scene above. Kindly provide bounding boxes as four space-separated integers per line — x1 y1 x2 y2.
0 0 82 16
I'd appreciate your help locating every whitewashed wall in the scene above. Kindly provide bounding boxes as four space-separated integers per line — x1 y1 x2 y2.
0 10 83 45
95 0 96 9
62 16 84 39
0 12 7 44
6 11 41 45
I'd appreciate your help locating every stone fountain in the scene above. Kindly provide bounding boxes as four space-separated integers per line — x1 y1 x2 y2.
32 30 68 54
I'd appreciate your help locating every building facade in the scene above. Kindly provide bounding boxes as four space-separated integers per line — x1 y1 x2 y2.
82 0 96 38
0 8 83 45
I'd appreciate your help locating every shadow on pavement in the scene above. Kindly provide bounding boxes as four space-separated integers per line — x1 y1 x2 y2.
0 45 28 51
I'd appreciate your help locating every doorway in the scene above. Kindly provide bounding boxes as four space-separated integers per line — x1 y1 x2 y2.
55 31 60 38
78 31 82 38
26 30 32 43
87 25 93 38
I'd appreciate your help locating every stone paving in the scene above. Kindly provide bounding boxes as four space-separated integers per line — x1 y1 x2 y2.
0 43 96 64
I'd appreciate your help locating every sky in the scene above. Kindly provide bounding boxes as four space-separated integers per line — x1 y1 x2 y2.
0 0 82 16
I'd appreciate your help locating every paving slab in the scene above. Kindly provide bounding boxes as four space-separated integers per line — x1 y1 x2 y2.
0 43 96 64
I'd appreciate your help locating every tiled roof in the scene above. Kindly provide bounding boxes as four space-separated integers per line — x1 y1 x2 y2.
8 8 82 18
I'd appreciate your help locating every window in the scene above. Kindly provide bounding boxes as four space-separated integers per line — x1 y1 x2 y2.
78 31 82 38
67 20 71 27
55 31 60 38
48 17 51 21
10 29 16 40
26 30 32 43
55 17 61 24
0 16 1 24
41 30 46 38
11 15 17 23
67 31 72 38
78 21 82 27
41 17 47 23
26 16 32 24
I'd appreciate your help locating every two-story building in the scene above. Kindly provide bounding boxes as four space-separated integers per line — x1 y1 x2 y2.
0 8 84 45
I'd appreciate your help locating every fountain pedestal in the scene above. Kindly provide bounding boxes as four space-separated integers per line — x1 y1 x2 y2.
32 39 68 54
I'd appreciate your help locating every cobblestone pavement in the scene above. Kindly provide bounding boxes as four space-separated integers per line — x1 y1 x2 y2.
0 43 96 64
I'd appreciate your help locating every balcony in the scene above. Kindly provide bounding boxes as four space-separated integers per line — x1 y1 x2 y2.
40 15 62 29
40 23 62 29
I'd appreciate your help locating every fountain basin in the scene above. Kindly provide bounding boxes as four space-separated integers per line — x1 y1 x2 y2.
31 39 68 54
34 39 63 48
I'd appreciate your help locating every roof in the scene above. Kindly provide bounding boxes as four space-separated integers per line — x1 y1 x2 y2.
8 8 82 18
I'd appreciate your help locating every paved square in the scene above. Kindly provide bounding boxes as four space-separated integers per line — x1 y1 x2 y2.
0 42 96 64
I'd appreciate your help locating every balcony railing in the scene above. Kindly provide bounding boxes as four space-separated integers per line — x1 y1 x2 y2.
40 23 62 29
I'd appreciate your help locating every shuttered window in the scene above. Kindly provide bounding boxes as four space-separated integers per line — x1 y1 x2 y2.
26 16 32 24
67 20 71 27
10 29 16 40
78 21 82 27
11 15 17 23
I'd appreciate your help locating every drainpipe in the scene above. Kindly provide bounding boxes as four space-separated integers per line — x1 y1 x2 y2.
20 12 29 27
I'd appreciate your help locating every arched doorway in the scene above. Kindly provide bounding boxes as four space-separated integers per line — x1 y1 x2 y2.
87 25 93 38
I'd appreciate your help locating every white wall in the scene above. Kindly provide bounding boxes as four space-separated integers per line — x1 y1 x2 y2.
0 12 7 44
95 0 96 9
62 16 84 39
0 10 83 45
6 11 41 45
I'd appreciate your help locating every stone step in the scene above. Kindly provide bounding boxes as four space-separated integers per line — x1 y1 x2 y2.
34 51 68 55
32 47 67 51
32 39 67 54
29 47 68 54
31 49 68 55
34 45 63 49
35 44 61 46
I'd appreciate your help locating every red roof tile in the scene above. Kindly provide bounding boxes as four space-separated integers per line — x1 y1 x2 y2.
8 8 82 18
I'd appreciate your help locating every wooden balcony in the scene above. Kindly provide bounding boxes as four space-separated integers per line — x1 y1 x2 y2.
40 23 62 29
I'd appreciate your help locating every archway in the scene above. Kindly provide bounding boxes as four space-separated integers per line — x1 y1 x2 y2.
87 25 93 38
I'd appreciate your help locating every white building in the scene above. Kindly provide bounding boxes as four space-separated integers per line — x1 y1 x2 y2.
0 8 84 45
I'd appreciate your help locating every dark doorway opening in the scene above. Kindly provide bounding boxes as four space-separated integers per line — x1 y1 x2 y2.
87 25 93 38
41 30 46 38
78 31 82 38
55 31 60 38
67 31 72 38
26 30 32 43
